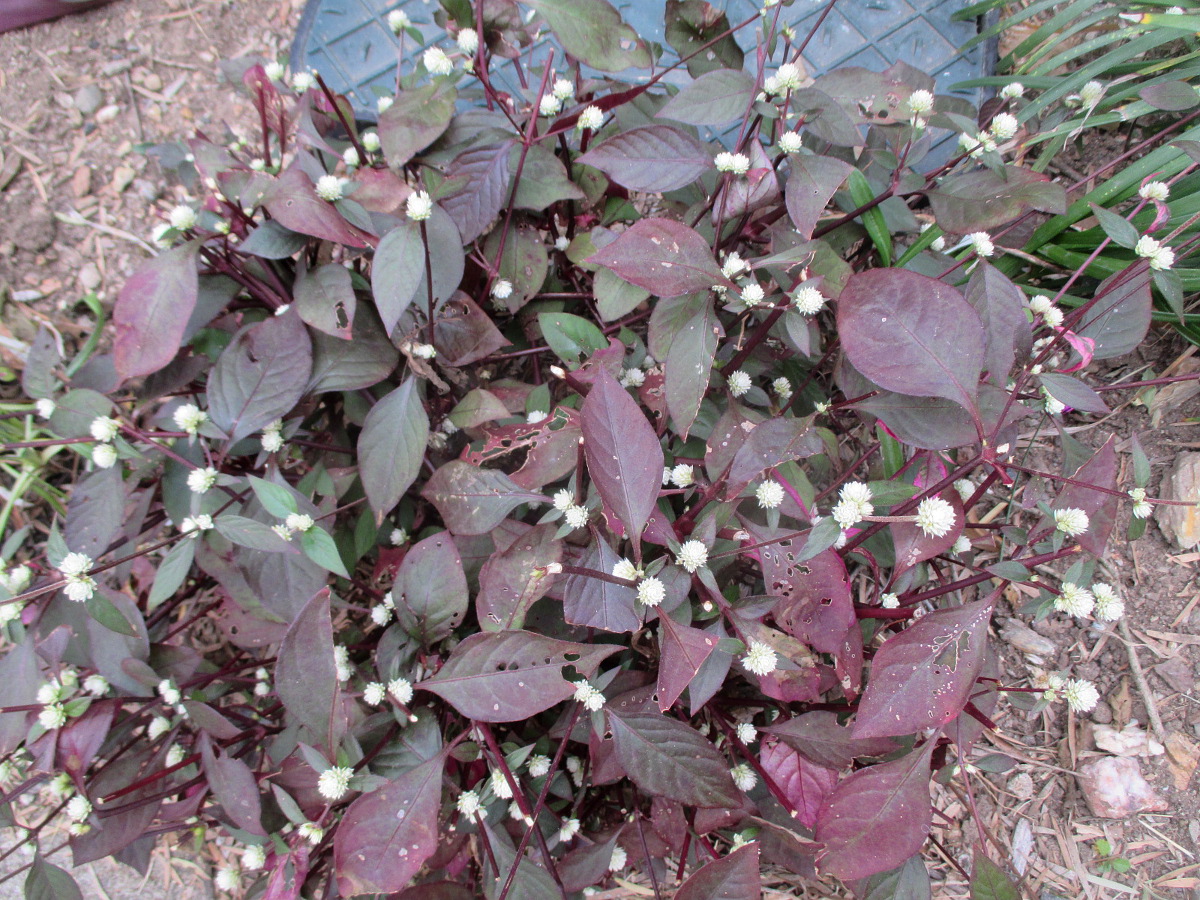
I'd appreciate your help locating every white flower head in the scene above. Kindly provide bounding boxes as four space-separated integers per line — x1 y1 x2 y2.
66 795 92 822
1043 389 1066 416
954 479 975 502
730 763 757 792
187 467 218 494
552 78 574 102
243 845 267 870
775 62 802 92
90 416 120 442
317 765 353 801
676 540 708 573
558 817 581 843
756 480 784 509
214 866 239 892
577 105 603 131
915 497 956 538
539 94 562 117
714 151 750 175
333 645 351 682
377 95 394 113
743 640 777 676
35 397 55 419
387 9 410 33
831 498 864 530
574 681 605 711
173 403 208 435
880 592 900 609
735 721 757 744
263 60 285 82
952 534 972 554
84 675 109 696
670 464 695 488
390 526 409 545
778 130 802 154
1134 234 1174 270
1000 82 1025 100
456 789 482 818
147 715 171 740
37 682 65 705
727 370 752 397
564 505 589 529
772 377 793 399
793 286 826 315
1139 181 1169 202
490 767 513 799
411 342 437 359
298 822 324 844
527 754 551 777
423 47 453 76
370 604 392 627
361 131 380 152
907 89 935 115
740 282 766 306
284 513 314 534
551 488 575 512
388 677 413 705
91 444 117 469
610 845 628 871
363 682 386 706
315 175 345 202
1080 80 1105 108
990 112 1019 140
1054 582 1095 618
291 71 316 93
840 482 873 505
1063 678 1099 713
722 252 748 279
39 704 67 730
158 679 181 705
619 367 646 388
967 231 995 257
457 27 479 54
1092 583 1125 621
406 191 433 221
342 146 360 168
491 279 513 301
1053 507 1090 537
169 205 198 231
637 576 665 607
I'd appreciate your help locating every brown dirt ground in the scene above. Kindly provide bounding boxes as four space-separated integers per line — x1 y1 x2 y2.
1 2 1199 899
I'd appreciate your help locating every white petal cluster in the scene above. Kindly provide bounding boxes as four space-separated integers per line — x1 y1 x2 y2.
772 377 792 399
243 845 266 870
1053 507 1090 537
676 540 708 573
574 682 606 711
457 27 479 54
1135 235 1175 271
361 132 380 152
727 370 752 397
1128 488 1152 519
423 47 453 75
714 152 750 175
778 130 802 154
670 464 694 488
387 9 410 33
1139 181 1169 202
528 754 551 777
967 231 995 257
907 89 935 115
1054 582 1095 618
990 112 1019 140
1091 583 1125 621
793 286 826 315
363 682 386 706
564 506 589 529
406 190 433 221
832 482 873 529
1063 678 1100 713
620 368 645 388
730 763 757 792
92 444 117 469
1079 80 1105 108
317 766 353 801
490 768 513 799
915 497 956 538
1000 82 1025 100
880 592 900 609
740 282 765 306
735 721 757 744
577 105 604 131
291 72 315 92
756 480 784 509
637 576 665 606
187 467 218 494
59 552 97 602
90 416 120 442
742 640 777 676
169 205 198 231
388 677 413 705
173 403 208 435
456 790 483 818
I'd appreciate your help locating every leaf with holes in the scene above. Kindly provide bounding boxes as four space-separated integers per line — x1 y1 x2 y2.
476 524 562 631
334 751 446 897
582 368 664 550
588 218 734 297
608 712 740 808
359 377 429 519
275 589 346 752
418 631 621 722
395 532 468 645
675 841 761 900
815 740 935 881
760 739 838 830
657 615 718 713
208 312 312 443
759 540 855 656
1051 435 1118 556
295 263 355 339
578 125 711 193
113 241 200 380
765 711 897 770
422 461 546 535
838 269 985 412
853 600 992 739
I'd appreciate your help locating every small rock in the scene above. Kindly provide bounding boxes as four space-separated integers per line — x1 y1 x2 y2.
10 290 43 303
12 205 55 253
73 84 103 115
1157 452 1200 549
143 72 163 92
54 91 75 110
1090 700 1113 725
1000 618 1057 657
1153 655 1195 694
100 58 132 76
111 166 136 193
95 104 121 124
1076 756 1168 817
71 166 91 198
1093 722 1164 757
1008 771 1035 799
78 263 101 292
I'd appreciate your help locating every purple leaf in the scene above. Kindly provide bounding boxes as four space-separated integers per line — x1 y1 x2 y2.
658 68 757 126
418 630 621 722
652 293 721 438
712 141 779 223
786 156 854 237
578 125 712 193
890 488 965 575
275 589 346 753
1052 436 1118 556
758 541 855 655
262 163 373 248
587 218 733 297
1140 80 1200 111
395 532 468 644
359 377 429 519
521 0 651 72
675 842 761 900
760 740 838 830
726 416 823 498
656 615 718 713
853 600 992 739
1077 268 1151 359
421 461 545 535
608 712 740 808
1039 373 1109 414
815 741 935 881
295 263 355 339
765 711 897 770
371 223 423 334
433 294 509 366
963 261 1031 385
113 241 200 380
581 368 664 552
377 81 457 168
307 302 399 393
928 166 1066 233
838 269 985 412
476 523 562 631
334 752 445 896
55 704 113 778
208 312 312 443
199 735 265 835
562 539 642 634
440 141 514 243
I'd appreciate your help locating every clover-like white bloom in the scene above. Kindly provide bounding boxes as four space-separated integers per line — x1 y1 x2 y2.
573 680 605 711
187 466 218 494
907 89 935 115
1026 293 1052 315
456 26 479 54
714 151 750 175
721 252 748 279
1000 82 1025 100
147 715 171 740
424 46 453 75
772 377 793 399
489 279 513 302
361 131 381 153
32 397 55 421
967 231 995 258
180 515 213 536
1053 507 1090 537
756 480 784 509
778 130 803 154
620 368 646 388
291 71 316 93
1043 389 1066 416
82 674 108 697
283 513 313 534
518 754 547 778
456 789 482 818
213 866 240 893
387 9 410 32
37 681 65 705
316 175 346 202
65 794 92 822
743 640 778 676
671 464 695 488
880 592 900 609
793 286 826 315
1128 487 1152 519
735 721 757 744
377 95 394 113
1091 583 1125 621
59 551 92 578
317 765 353 801
538 94 562 117
637 576 665 607
831 498 864 530
577 105 604 131
342 146 361 169
727 370 752 397
915 497 956 538
39 703 67 730
740 282 766 306
564 505 589 529
676 540 709 573
1054 582 1095 619
1079 80 1105 108
952 535 972 555
554 817 581 844
990 112 1019 140
411 342 437 360
298 822 324 844
549 488 575 512
166 204 198 232
774 62 802 92
370 604 392 627
261 421 284 453
552 78 575 102
158 679 182 706
92 444 117 469
333 645 352 682
388 677 413 705
263 60 285 82
363 682 386 706
90 416 120 443
1063 678 1099 713
610 845 628 871
484 767 512 800
1139 181 1169 202
730 763 757 792
173 403 208 435
406 190 433 221
840 482 873 505
243 845 266 870
1135 234 1175 270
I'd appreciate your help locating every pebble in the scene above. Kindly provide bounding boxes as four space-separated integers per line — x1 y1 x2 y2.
74 84 103 115
1076 756 1167 817
95 105 121 124
78 263 101 292
12 206 55 253
1089 700 1113 725
71 166 91 198
10 290 43 303
101 59 132 76
111 166 136 193
999 618 1057 657
143 72 163 92
1157 452 1200 549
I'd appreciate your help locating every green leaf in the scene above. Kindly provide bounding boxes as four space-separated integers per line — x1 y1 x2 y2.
25 856 83 900
970 851 1019 900
85 589 140 638
249 476 299 518
658 68 757 126
295 263 356 340
664 0 744 77
522 0 652 72
359 377 429 519
1087 203 1138 249
1131 433 1150 487
394 532 469 644
371 222 424 334
148 539 196 611
877 425 905 478
594 267 651 322
300 527 349 578
215 515 297 553
847 169 892 266
859 855 931 900
539 312 608 363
